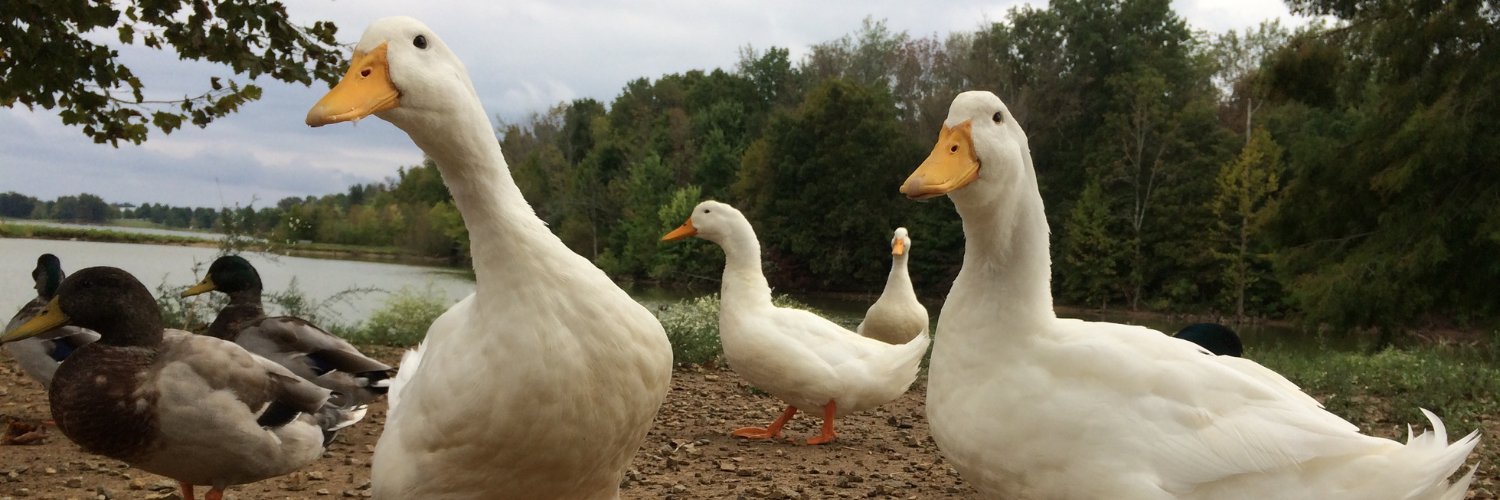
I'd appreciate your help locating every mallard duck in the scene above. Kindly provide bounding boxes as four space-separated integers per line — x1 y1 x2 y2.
856 228 928 344
1175 322 1243 357
306 17 672 498
4 254 99 389
1 267 355 500
181 255 391 407
898 90 1478 499
662 201 929 445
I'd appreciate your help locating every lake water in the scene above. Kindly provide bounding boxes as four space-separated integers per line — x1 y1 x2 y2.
0 238 473 327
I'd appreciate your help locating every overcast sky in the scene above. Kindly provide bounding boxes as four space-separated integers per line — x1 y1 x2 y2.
0 0 1310 208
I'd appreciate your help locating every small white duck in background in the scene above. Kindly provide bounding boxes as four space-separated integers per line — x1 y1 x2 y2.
899 90 1479 499
856 227 928 344
307 17 672 499
663 201 929 445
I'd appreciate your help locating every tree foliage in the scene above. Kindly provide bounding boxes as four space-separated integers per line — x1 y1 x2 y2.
1209 128 1283 319
1 0 345 145
14 0 1496 336
1265 0 1500 334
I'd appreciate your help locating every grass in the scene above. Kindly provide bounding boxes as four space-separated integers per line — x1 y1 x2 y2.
1254 342 1500 437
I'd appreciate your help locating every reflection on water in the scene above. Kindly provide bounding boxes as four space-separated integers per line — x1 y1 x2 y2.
0 238 474 327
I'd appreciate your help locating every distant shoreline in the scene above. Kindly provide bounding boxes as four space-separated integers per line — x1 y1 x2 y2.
0 221 455 268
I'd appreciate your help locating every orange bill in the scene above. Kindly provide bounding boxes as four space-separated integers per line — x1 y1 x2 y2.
306 43 401 127
661 219 698 241
900 120 979 199
892 238 906 256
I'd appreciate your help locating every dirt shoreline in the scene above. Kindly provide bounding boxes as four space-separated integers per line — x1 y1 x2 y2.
2 344 1495 499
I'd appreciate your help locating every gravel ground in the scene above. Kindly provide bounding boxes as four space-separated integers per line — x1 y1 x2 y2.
0 347 1492 499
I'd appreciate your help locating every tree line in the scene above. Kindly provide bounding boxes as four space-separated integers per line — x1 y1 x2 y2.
8 0 1495 338
492 0 1500 337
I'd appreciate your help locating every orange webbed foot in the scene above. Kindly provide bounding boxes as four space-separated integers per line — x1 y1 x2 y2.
731 405 799 441
805 399 837 445
731 427 782 440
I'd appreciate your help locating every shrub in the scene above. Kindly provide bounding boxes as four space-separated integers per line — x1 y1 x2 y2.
350 285 451 346
656 294 723 366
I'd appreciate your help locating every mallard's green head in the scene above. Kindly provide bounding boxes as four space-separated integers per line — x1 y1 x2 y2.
4 267 163 347
181 255 262 297
32 253 64 299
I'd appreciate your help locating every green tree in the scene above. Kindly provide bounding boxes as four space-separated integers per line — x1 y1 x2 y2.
1209 128 1282 319
739 79 923 289
0 192 38 218
1267 0 1500 338
1 0 345 145
1060 178 1124 309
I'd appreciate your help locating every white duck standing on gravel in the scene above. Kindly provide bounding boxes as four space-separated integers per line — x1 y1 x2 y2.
662 201 929 445
900 90 1479 499
856 227 928 344
306 17 672 499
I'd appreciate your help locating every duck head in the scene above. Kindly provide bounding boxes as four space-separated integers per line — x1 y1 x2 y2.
181 255 262 297
3 267 163 347
306 16 477 130
890 227 911 257
661 200 751 246
32 253 64 299
900 91 1032 208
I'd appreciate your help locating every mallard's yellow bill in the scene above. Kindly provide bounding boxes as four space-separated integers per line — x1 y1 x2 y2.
181 277 217 297
306 43 401 127
901 120 980 199
661 219 698 241
892 238 906 256
1 297 70 343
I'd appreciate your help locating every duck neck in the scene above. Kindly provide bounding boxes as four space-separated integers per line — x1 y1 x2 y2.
397 103 560 298
208 288 264 340
226 287 264 311
884 255 915 299
714 229 773 310
950 178 1055 328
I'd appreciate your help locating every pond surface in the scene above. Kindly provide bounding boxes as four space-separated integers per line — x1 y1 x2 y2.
0 238 473 327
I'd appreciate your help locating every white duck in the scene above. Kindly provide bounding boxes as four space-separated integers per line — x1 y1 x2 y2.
663 201 929 445
899 90 1479 499
855 228 928 344
306 17 672 499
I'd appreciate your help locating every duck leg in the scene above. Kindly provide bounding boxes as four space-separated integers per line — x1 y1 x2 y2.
205 487 224 500
732 405 798 440
805 400 837 445
179 482 195 500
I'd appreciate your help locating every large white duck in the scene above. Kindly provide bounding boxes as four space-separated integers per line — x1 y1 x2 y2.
900 90 1479 499
663 201 929 445
306 17 672 499
856 227 928 344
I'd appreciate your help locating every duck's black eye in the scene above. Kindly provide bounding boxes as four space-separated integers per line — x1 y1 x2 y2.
992 111 1004 123
703 209 711 214
413 35 428 49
